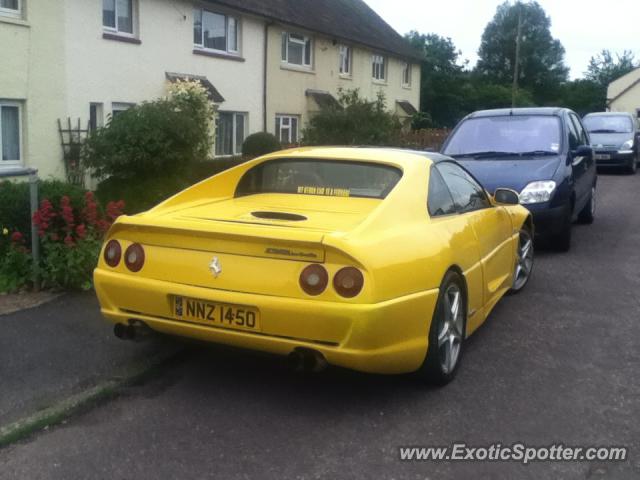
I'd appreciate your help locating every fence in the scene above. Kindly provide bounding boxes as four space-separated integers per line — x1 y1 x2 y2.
396 128 452 151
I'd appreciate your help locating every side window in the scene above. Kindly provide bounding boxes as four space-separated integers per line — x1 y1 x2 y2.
438 162 491 213
566 115 580 150
427 166 456 217
570 114 588 146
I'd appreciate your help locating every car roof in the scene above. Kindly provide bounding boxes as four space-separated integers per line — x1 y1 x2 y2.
260 146 451 168
466 107 567 118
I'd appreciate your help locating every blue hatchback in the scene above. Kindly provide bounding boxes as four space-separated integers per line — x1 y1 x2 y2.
441 108 597 251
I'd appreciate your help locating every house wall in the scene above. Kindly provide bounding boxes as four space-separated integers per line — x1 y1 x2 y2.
64 0 265 142
0 4 68 179
265 24 420 137
608 68 640 118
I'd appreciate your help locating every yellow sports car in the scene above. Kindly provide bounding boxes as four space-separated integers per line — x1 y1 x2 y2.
94 147 533 384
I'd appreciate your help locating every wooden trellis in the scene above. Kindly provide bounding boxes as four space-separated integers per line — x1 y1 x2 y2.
58 118 90 186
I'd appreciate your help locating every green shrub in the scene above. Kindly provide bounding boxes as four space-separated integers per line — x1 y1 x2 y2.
242 132 281 158
82 80 214 181
303 89 402 146
0 244 32 293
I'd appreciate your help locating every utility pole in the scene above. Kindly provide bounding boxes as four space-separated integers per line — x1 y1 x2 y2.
512 2 523 108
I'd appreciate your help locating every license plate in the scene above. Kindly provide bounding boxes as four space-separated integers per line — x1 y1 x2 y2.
173 296 260 332
595 154 611 160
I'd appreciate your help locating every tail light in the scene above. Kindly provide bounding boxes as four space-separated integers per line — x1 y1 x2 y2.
299 264 328 296
124 243 145 272
103 240 121 267
333 267 364 298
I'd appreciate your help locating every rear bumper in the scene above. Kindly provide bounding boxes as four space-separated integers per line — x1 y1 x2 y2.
94 268 440 374
594 150 635 167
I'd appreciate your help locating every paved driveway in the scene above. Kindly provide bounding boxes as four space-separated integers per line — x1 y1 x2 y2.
1 173 639 479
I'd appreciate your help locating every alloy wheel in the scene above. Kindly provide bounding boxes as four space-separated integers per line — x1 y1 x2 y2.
437 284 464 374
512 229 534 291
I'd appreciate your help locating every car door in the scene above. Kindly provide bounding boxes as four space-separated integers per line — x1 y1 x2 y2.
567 113 592 211
426 165 484 334
437 162 514 313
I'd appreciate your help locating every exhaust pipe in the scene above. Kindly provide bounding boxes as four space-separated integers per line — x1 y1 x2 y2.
287 348 328 373
113 321 153 342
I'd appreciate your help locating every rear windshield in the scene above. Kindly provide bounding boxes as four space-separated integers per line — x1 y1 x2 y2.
235 159 402 199
443 115 562 156
583 115 633 133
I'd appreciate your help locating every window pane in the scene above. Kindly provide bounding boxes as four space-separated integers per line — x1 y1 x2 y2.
438 163 490 213
291 117 298 143
1 0 19 9
275 117 281 139
216 112 233 156
103 0 116 28
235 114 245 154
193 9 202 45
203 11 226 50
1 106 20 161
281 33 287 61
287 41 303 65
116 0 132 33
304 39 311 65
227 17 237 51
428 167 456 216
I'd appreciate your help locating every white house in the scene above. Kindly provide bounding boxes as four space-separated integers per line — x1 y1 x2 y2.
0 0 421 181
607 67 640 119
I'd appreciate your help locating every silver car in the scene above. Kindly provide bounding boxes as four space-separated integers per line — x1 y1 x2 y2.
583 112 640 174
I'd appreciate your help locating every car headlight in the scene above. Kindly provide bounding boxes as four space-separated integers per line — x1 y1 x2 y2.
621 140 633 150
519 181 557 204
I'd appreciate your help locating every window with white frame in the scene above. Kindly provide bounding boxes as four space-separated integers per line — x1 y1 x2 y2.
103 0 135 35
402 62 411 87
216 112 246 156
275 115 299 145
338 45 352 76
281 32 312 67
111 102 134 120
0 0 21 18
193 8 239 54
372 54 386 81
0 102 22 166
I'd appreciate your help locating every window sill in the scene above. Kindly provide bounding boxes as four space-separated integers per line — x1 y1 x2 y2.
0 15 28 27
372 79 388 86
402 85 412 90
193 49 245 62
0 165 32 178
102 32 141 45
338 74 353 81
280 64 315 75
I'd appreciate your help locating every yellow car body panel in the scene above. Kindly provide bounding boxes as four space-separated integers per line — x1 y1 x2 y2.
94 147 531 374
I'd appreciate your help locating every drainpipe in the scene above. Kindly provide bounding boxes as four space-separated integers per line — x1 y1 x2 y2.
263 22 273 132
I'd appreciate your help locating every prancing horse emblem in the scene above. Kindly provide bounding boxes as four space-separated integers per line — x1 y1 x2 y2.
209 256 222 278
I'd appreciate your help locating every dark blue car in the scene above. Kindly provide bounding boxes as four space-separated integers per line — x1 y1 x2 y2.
441 108 597 251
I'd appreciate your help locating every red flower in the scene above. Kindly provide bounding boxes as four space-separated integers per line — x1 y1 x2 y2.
10 231 24 244
60 196 75 231
106 200 125 221
64 234 75 247
75 224 87 239
82 191 99 227
33 198 56 233
50 233 59 242
97 219 111 233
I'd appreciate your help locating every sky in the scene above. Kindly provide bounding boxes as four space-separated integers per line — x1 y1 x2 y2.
364 0 640 79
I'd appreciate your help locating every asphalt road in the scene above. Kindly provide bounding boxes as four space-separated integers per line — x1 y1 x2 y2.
1 172 640 479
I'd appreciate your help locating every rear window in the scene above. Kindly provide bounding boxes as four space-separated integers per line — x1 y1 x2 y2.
235 159 402 199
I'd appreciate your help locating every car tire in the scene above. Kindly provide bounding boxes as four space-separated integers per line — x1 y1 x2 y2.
509 227 534 294
552 204 572 252
577 186 596 224
418 270 467 386
626 156 637 175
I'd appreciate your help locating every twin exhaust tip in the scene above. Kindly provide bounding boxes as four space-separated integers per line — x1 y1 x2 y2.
113 321 152 342
287 348 328 373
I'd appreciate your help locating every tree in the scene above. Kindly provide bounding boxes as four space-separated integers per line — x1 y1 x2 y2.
302 89 401 146
585 49 639 88
559 79 605 116
405 32 468 127
476 1 569 105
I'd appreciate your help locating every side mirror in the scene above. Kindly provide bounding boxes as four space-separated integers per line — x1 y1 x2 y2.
494 188 520 206
573 145 592 157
